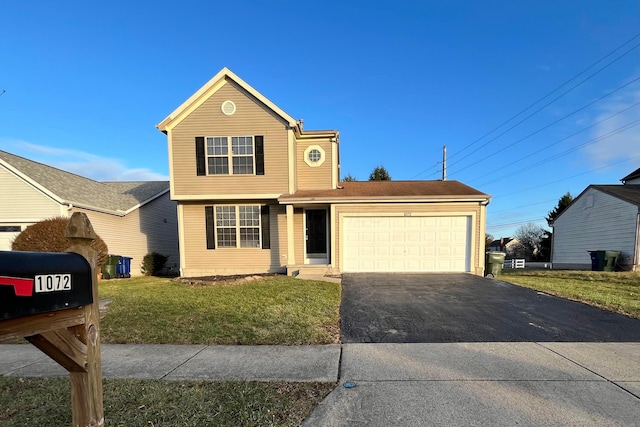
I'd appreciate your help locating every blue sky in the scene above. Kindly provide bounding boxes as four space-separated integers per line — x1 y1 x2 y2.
1 0 639 238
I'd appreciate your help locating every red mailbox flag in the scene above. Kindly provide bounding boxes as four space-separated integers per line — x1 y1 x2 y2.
0 276 34 297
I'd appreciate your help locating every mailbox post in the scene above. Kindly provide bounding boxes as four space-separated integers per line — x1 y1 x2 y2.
0 213 104 427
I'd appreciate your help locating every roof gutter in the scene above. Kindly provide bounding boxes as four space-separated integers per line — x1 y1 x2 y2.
279 196 491 205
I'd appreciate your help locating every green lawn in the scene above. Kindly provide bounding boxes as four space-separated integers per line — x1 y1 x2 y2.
98 276 341 345
0 377 334 427
1 275 340 425
501 270 640 319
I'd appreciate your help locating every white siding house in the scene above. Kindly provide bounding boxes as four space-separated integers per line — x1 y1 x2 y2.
0 150 180 275
551 175 640 271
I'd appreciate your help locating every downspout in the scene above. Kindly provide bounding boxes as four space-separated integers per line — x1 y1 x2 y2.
634 213 640 272
549 222 554 270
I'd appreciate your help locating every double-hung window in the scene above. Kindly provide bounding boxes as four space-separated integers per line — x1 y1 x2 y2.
207 205 262 248
205 136 254 175
196 135 264 176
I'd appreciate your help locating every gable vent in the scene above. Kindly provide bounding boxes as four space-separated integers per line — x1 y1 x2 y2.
221 100 236 116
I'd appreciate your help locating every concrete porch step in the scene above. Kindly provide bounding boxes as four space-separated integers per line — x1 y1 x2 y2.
286 265 332 277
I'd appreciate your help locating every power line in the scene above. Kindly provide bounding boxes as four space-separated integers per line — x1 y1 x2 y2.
476 118 640 187
447 33 640 163
470 102 640 185
487 218 546 229
488 198 557 214
449 76 640 176
492 154 640 199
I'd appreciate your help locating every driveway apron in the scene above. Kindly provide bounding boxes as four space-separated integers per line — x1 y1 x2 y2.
340 273 640 343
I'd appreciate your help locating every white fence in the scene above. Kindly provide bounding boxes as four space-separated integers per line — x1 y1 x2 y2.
503 259 525 269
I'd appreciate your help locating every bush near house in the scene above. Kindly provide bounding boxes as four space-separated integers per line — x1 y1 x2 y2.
140 251 168 276
11 216 108 268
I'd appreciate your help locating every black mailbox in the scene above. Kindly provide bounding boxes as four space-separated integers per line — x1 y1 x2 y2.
0 251 93 321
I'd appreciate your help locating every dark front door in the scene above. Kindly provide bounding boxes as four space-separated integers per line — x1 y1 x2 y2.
306 209 327 256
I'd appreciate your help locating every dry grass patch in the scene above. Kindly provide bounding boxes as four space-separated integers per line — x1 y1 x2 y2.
502 270 640 318
0 377 334 426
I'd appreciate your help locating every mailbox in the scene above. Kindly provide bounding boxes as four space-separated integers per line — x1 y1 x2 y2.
0 251 93 321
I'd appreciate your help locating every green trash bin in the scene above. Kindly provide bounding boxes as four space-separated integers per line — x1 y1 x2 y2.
603 251 620 272
485 251 506 278
101 255 121 279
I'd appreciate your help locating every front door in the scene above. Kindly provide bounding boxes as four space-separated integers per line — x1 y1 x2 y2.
305 209 328 263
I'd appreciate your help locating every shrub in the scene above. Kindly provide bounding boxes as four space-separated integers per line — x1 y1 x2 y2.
141 252 168 276
11 216 109 267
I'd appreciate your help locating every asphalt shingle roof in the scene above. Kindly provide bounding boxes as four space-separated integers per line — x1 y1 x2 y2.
591 184 640 206
621 167 640 183
0 150 169 213
280 180 489 201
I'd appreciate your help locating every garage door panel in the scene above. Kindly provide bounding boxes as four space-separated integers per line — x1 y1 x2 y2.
343 215 471 273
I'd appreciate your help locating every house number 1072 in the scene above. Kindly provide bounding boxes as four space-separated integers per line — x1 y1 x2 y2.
34 274 72 293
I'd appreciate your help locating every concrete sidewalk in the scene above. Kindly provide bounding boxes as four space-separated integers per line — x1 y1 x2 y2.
0 344 340 382
305 342 640 426
2 342 639 425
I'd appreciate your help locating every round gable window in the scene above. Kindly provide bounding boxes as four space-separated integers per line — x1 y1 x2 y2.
304 145 325 167
221 100 236 116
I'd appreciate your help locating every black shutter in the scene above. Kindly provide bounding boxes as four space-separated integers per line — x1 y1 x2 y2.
196 137 206 176
255 135 264 175
261 205 270 249
205 206 215 249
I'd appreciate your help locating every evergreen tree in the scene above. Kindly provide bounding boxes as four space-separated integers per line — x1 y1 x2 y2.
546 192 573 226
368 165 391 181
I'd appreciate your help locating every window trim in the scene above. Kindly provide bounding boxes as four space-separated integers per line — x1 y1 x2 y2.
304 145 326 167
205 135 256 175
214 204 262 249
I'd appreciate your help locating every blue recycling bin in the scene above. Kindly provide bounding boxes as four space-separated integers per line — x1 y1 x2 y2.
116 256 132 278
588 250 606 271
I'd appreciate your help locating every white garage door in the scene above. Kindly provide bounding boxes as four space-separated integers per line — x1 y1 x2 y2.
343 216 471 273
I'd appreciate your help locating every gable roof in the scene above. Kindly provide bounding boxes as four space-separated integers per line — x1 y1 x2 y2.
0 150 169 215
156 67 297 132
621 167 640 183
279 180 490 204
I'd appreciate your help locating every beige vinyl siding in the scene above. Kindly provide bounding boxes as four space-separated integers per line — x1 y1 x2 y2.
71 194 179 276
296 139 333 190
180 201 287 276
0 166 62 222
171 80 290 197
552 188 639 269
335 203 483 274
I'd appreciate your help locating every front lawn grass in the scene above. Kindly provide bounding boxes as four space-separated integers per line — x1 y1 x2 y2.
98 276 341 345
0 377 334 427
502 270 640 319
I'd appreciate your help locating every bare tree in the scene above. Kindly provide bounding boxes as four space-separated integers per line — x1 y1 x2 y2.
512 223 548 261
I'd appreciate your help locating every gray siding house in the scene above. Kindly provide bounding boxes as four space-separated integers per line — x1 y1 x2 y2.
0 150 180 275
551 168 640 271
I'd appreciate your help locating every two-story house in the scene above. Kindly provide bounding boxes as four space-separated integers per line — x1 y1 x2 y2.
157 68 490 277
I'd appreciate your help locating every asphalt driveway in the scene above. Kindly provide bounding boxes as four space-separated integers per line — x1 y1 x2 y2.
340 273 640 343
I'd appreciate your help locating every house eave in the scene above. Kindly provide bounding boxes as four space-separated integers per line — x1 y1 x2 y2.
172 193 283 201
278 196 491 205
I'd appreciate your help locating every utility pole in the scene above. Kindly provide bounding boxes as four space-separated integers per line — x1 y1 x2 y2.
442 145 447 181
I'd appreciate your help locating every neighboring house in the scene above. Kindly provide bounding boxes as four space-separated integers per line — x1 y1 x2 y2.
0 150 180 275
488 237 519 254
157 67 491 277
551 167 640 271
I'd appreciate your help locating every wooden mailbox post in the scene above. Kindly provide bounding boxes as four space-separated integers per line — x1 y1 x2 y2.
0 213 104 427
